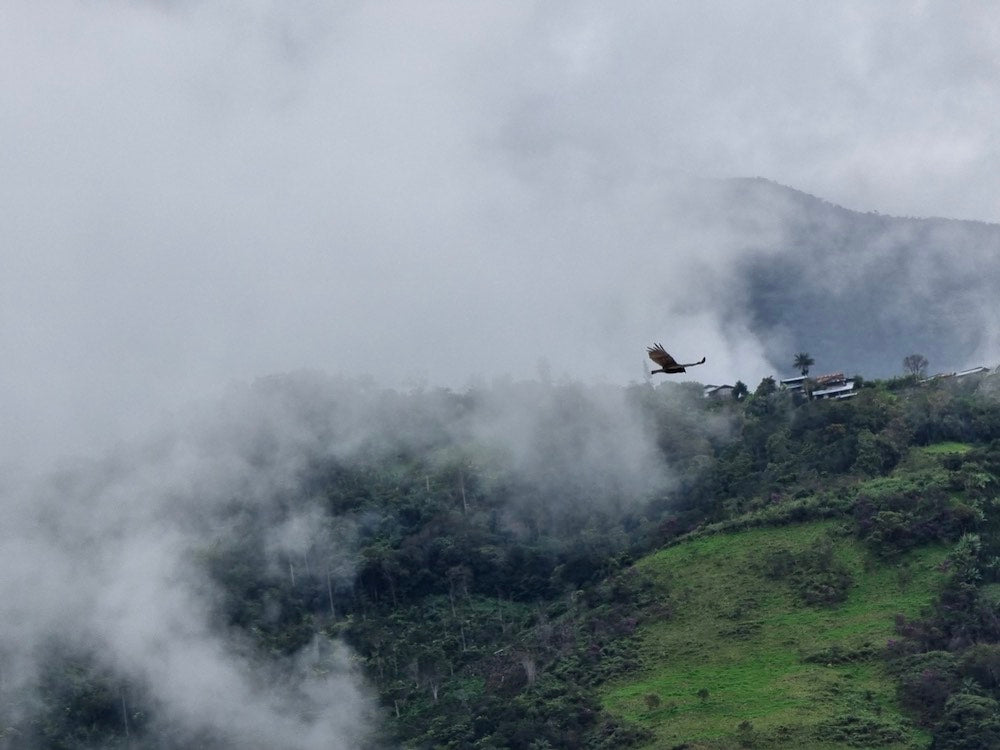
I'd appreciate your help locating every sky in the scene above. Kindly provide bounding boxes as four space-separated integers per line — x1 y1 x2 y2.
4 0 1000 465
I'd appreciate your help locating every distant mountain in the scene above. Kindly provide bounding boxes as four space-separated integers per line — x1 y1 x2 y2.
692 178 1000 379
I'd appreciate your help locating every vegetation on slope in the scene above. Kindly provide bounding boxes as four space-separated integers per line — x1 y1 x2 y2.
604 522 947 748
9 368 1000 749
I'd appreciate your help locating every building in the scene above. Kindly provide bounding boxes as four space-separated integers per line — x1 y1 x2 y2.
779 375 808 392
703 384 735 400
922 366 993 383
811 380 858 400
780 372 857 400
956 366 992 378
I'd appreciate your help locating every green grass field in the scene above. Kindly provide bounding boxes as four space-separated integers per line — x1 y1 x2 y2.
918 441 972 455
602 521 949 749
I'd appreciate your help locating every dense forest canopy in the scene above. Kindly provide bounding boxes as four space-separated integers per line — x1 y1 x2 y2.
4 367 1000 748
0 373 712 748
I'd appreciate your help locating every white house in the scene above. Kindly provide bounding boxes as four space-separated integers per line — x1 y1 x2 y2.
811 380 858 400
779 375 808 392
780 372 857 400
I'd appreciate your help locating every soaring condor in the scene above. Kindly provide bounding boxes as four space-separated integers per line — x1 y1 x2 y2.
647 343 706 375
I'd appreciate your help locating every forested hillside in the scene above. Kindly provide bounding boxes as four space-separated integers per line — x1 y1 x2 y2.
6 369 1000 749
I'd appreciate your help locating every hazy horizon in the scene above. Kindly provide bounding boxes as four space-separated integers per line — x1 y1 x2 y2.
5 2 1000 460
4 2 1000 468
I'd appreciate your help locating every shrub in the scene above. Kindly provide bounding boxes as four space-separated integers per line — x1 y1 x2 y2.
893 651 960 724
763 540 853 606
815 713 907 747
933 692 1000 750
958 643 1000 691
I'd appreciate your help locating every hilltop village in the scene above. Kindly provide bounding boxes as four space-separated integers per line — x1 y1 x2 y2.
703 362 998 402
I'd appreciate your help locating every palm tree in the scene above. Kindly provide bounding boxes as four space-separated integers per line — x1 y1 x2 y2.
793 352 814 377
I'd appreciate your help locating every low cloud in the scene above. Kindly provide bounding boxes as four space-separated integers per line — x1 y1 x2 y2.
0 379 380 748
7 2 1000 466
1 368 721 746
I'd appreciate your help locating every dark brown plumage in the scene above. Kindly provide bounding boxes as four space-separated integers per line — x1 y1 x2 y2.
647 343 706 374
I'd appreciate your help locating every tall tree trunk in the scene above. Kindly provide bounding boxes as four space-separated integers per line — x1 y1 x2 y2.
121 689 130 747
458 470 468 514
326 569 336 618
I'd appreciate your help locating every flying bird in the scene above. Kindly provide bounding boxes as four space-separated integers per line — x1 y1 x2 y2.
647 343 706 374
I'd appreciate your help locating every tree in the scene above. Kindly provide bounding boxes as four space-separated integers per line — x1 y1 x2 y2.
754 376 777 398
794 352 815 376
933 692 1000 749
732 381 749 401
904 354 929 378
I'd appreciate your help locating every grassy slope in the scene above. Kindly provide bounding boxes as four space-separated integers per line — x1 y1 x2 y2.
602 521 948 749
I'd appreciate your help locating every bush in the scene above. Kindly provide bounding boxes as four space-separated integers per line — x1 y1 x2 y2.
764 540 853 606
958 643 1000 691
893 651 960 724
815 713 907 747
932 692 1000 749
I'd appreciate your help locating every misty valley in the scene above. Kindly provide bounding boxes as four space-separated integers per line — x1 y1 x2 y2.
5 368 1000 749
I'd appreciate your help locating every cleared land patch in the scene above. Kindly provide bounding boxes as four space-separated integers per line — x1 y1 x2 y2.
602 521 948 749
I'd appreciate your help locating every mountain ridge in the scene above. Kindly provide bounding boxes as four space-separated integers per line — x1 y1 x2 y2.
692 176 1000 379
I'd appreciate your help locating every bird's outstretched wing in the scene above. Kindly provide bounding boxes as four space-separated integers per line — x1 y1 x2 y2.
647 343 679 370
647 343 706 374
